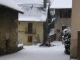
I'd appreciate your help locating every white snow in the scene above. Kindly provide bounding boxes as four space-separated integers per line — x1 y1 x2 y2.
0 0 23 13
14 0 43 4
18 44 23 47
71 59 77 60
0 41 71 60
49 0 54 5
63 27 71 35
13 0 54 5
18 3 49 22
50 0 72 9
18 17 46 22
49 28 55 36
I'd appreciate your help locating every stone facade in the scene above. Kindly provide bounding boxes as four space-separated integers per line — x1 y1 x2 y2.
0 6 18 55
55 9 71 40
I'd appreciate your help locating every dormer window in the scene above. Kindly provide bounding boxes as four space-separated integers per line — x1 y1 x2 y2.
60 9 71 18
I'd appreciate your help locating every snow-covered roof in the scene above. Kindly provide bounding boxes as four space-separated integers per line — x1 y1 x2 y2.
18 4 49 22
14 0 43 4
0 0 23 13
50 0 72 9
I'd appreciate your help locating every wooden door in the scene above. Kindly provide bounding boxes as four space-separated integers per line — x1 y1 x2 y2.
28 36 32 42
77 31 80 58
28 23 33 33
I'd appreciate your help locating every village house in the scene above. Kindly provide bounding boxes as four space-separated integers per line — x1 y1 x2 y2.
14 0 49 45
50 0 72 40
70 0 80 59
0 0 23 55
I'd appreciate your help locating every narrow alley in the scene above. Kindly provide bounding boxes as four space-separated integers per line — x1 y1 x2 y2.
0 41 70 60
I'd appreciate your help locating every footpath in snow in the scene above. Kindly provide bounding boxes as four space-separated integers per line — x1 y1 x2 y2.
0 41 71 60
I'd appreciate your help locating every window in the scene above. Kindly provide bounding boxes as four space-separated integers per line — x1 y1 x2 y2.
28 23 33 33
60 9 71 18
28 36 32 42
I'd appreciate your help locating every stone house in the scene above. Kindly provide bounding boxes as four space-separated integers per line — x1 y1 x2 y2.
0 0 23 55
50 0 72 40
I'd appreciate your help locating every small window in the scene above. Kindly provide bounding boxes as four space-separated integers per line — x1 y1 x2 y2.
60 9 71 18
28 36 32 42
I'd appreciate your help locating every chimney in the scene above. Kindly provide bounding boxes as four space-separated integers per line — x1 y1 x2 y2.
44 0 47 8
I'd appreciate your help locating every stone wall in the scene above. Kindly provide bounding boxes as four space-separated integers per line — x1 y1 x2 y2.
55 9 71 40
0 6 18 55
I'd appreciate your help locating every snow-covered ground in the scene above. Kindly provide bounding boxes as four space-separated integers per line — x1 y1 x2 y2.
0 41 76 60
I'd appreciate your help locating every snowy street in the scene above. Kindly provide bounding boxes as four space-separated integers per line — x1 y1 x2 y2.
0 41 70 60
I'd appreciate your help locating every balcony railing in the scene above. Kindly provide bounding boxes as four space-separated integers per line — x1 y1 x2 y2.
25 27 36 34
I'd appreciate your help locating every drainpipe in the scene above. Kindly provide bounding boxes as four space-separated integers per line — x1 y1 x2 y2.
44 0 47 8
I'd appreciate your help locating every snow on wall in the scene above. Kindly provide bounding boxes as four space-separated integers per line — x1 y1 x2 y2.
49 28 55 36
0 0 23 12
18 4 48 22
63 27 71 35
50 0 72 9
